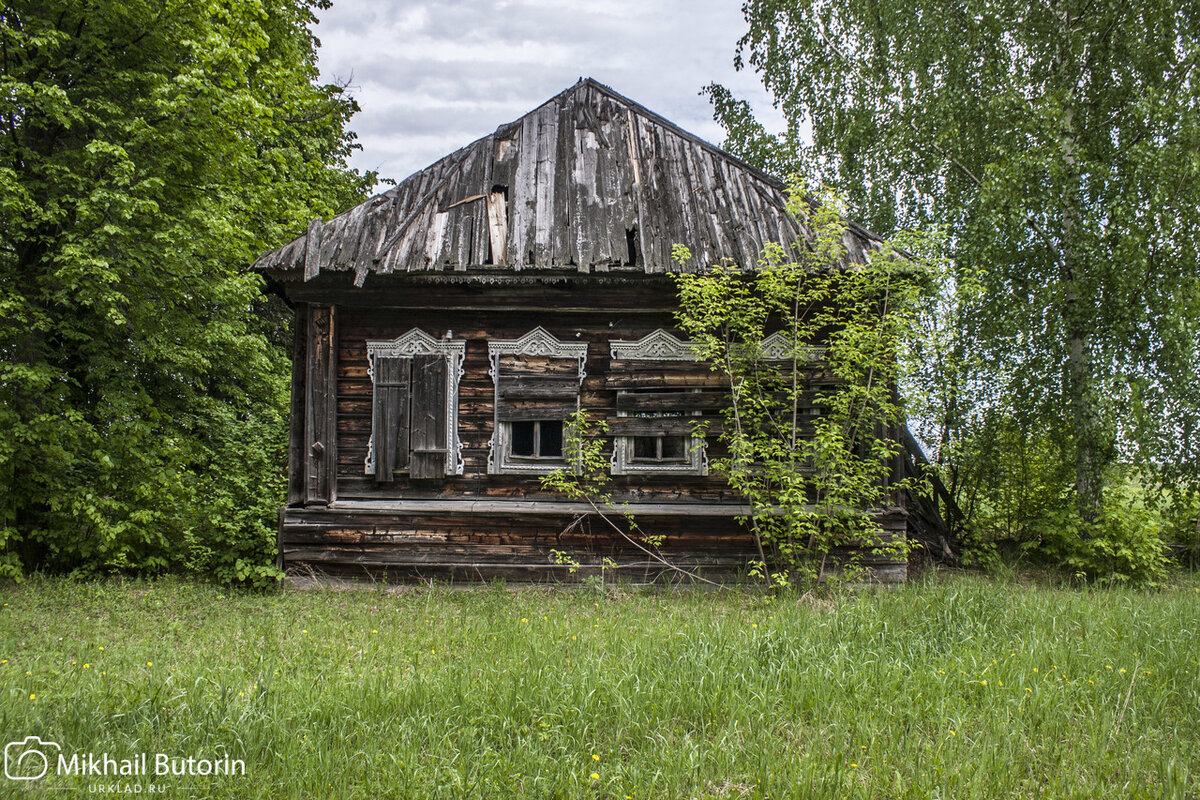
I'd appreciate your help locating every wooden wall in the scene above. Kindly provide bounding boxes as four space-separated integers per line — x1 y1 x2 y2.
279 275 908 582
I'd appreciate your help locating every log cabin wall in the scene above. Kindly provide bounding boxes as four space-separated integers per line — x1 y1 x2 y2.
275 274 908 582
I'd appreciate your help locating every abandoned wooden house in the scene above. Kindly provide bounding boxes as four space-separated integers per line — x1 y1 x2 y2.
252 78 923 583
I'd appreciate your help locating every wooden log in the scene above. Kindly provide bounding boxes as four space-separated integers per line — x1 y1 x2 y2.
605 416 708 436
616 391 727 412
497 375 580 400
496 402 578 421
605 370 726 389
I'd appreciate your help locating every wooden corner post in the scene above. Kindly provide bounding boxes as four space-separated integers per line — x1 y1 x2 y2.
304 304 338 505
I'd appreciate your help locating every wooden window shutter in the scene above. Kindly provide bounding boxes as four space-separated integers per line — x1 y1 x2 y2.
409 353 448 479
372 356 411 482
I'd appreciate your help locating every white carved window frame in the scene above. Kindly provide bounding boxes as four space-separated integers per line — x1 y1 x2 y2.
759 331 827 362
488 327 588 475
609 329 708 476
364 328 466 476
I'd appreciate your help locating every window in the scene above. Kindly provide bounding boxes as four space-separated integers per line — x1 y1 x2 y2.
365 329 465 480
631 433 688 463
509 420 564 459
607 330 710 475
488 327 587 474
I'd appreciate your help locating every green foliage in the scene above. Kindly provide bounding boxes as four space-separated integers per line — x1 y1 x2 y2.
540 411 677 579
0 1 372 583
711 0 1200 549
674 182 935 585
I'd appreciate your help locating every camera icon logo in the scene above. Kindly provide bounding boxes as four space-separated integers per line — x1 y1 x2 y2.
5 736 61 781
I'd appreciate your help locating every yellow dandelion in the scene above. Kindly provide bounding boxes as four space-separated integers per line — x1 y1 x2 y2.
1033 668 1039 673
949 730 956 736
1088 679 1095 684
981 680 987 686
83 663 90 669
29 693 35 700
1106 665 1112 670
1120 668 1127 674
146 661 153 667
938 669 946 674
1 660 6 664
371 629 377 634
98 646 104 651
592 754 600 761
998 680 1003 686
752 624 758 629
1025 687 1032 692
590 773 600 780
850 763 858 768
521 618 528 623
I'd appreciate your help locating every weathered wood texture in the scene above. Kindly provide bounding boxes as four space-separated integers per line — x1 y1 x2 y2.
329 284 737 504
253 79 883 281
286 303 308 506
279 504 908 584
304 304 337 505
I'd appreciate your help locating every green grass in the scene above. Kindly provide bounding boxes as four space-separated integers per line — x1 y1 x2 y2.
0 574 1197 799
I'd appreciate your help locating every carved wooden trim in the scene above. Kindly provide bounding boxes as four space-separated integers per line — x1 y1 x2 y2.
607 329 707 476
487 328 587 474
760 332 826 361
608 329 698 361
364 329 465 476
487 326 588 367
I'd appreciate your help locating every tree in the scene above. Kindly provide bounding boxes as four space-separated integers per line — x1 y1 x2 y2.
0 0 372 582
708 1 1200 528
674 186 932 585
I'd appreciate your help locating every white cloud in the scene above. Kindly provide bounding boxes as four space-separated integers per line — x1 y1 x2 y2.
313 0 788 187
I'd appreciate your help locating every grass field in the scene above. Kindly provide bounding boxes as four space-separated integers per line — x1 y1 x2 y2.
0 573 1197 799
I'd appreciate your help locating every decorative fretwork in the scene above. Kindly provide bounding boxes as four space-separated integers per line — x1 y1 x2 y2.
608 329 698 361
365 329 465 476
488 328 587 474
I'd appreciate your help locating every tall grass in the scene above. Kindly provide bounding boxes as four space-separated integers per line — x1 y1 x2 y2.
0 574 1196 798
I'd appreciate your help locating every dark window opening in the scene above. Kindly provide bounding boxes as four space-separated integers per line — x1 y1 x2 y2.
631 435 689 463
624 226 640 267
509 420 564 459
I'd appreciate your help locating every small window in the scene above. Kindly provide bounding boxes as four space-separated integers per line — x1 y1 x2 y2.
488 327 587 474
607 330 711 476
509 420 564 459
631 434 689 463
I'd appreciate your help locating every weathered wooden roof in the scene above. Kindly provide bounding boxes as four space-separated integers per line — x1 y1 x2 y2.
253 78 881 282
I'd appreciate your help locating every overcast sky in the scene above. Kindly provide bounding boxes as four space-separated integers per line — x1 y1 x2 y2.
311 0 785 190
